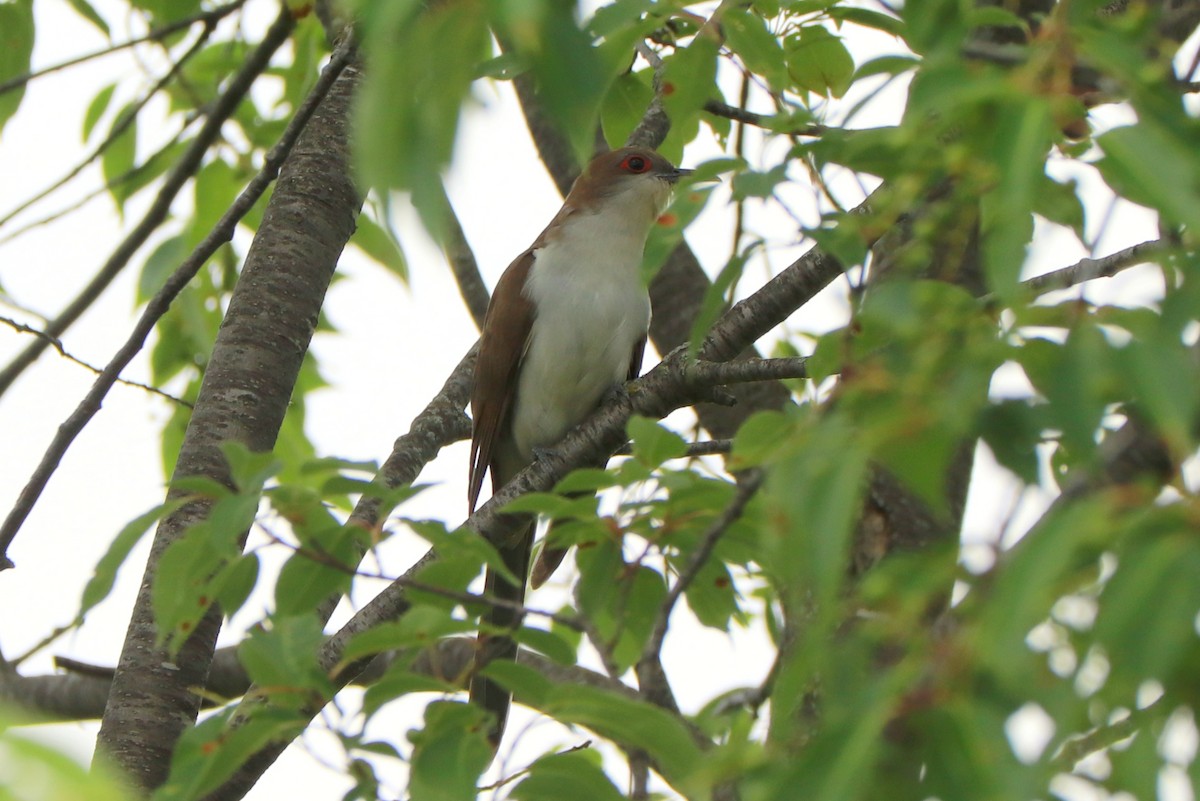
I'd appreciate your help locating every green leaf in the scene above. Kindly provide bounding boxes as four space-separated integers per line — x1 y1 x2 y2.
661 34 720 130
79 501 181 616
540 684 704 784
82 82 117 142
66 0 110 36
0 0 33 138
1097 124 1200 233
237 615 333 704
627 415 687 468
350 213 408 283
1032 174 1085 238
101 102 139 211
785 26 855 98
407 701 493 801
154 708 304 801
354 0 490 237
490 0 617 163
723 9 789 92
190 158 244 249
1095 517 1200 692
830 6 904 36
516 625 578 666
513 751 625 801
138 234 187 304
341 607 476 664
601 70 654 149
980 98 1054 298
0 727 127 801
363 666 458 717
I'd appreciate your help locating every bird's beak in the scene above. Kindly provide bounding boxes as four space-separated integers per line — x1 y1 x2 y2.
664 167 694 184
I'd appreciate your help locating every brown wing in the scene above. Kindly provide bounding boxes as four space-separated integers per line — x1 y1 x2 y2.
468 251 536 513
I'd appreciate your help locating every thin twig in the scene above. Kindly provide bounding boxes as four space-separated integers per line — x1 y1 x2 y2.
0 19 217 230
0 14 345 569
0 315 189 406
0 0 247 97
0 11 297 398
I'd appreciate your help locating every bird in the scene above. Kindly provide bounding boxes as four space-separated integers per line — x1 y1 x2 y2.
467 146 691 745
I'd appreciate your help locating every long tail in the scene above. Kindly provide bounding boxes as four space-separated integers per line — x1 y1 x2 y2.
469 521 533 746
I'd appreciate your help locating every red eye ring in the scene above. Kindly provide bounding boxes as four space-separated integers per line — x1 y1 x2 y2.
621 155 649 173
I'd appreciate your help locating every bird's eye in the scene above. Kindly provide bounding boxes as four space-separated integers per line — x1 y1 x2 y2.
621 155 649 173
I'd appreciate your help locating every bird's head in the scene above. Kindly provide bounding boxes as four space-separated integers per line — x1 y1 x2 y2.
568 147 692 220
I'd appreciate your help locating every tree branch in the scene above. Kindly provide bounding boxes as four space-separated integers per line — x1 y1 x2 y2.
1022 239 1169 295
93 26 361 790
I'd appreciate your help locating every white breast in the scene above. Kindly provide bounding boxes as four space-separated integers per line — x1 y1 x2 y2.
509 206 653 459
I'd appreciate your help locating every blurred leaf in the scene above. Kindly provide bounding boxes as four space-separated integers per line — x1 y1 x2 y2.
190 158 244 249
82 82 117 142
1097 123 1200 236
350 213 408 283
661 34 720 132
102 102 139 211
627 415 687 468
154 708 303 801
407 701 493 801
355 0 489 236
138 234 187 304
238 615 333 705
513 751 625 801
601 69 653 149
516 625 578 666
785 26 854 98
539 684 704 785
491 0 620 164
723 9 788 92
830 6 904 36
0 0 33 138
342 607 476 664
66 0 109 36
0 727 127 801
1095 514 1200 692
1032 174 1085 239
980 97 1054 298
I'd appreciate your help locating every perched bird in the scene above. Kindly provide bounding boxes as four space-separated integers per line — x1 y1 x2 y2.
468 146 690 744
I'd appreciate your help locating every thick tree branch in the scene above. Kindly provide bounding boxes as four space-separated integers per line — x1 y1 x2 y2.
93 30 362 790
